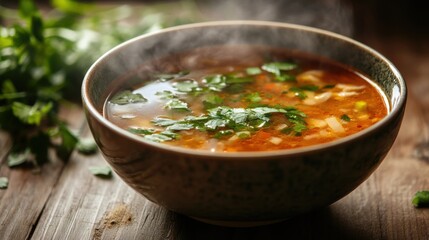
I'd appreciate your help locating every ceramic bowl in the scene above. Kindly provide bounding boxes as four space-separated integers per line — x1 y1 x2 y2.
82 21 406 227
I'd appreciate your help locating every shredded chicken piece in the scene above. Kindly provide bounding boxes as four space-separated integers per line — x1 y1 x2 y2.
303 92 332 105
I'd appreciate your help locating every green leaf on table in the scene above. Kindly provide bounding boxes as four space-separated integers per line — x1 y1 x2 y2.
412 191 429 208
76 137 98 155
89 166 112 178
0 177 8 189
55 123 79 160
7 148 31 167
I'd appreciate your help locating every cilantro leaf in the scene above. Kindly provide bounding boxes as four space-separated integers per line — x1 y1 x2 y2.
76 137 98 155
340 114 351 122
145 106 307 142
7 149 32 167
164 99 190 111
110 90 147 105
0 177 8 189
262 62 297 76
203 94 223 109
128 128 156 135
174 80 199 92
12 101 53 125
89 166 112 178
245 92 262 103
412 191 429 208
155 90 176 99
246 67 262 75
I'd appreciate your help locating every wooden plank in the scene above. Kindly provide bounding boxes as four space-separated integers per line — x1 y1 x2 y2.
31 124 182 240
0 104 85 240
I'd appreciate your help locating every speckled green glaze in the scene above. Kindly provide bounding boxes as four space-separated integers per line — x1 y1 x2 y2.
82 21 406 226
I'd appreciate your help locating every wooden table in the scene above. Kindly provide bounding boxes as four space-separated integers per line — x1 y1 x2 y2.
1 2 428 239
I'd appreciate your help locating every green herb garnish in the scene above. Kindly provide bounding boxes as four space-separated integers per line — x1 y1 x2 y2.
76 137 98 155
174 80 199 92
144 106 307 142
262 62 297 76
0 177 8 189
155 90 176 99
289 85 319 100
110 91 147 105
245 92 262 103
340 114 351 122
246 67 262 75
412 191 429 208
262 62 297 82
203 94 224 109
164 99 190 111
89 166 112 178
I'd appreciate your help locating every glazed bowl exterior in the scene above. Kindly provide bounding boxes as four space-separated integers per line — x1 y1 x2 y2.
82 21 406 226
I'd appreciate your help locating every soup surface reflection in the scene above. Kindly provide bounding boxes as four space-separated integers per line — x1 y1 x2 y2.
104 45 388 152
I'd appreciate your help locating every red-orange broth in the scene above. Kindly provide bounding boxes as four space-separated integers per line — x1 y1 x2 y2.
104 45 388 152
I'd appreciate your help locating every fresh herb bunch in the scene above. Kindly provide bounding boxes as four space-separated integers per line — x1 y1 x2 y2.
0 0 197 168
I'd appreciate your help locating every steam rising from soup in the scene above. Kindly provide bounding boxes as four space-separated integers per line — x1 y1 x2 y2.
104 45 387 152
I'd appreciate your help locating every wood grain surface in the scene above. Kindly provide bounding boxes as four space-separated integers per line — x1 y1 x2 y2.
1 2 428 239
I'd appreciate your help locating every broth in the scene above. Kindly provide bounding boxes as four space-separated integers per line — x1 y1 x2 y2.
104 45 388 152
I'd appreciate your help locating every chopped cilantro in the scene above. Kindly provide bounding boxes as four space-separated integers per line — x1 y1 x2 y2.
0 177 8 189
246 67 262 75
76 137 98 155
289 85 318 100
110 90 147 105
7 149 32 167
89 166 112 178
155 90 176 99
164 99 190 111
340 114 351 122
214 129 234 139
174 80 199 92
225 75 253 84
262 62 297 76
140 106 307 143
289 87 307 100
203 94 223 109
204 75 227 91
275 74 296 82
237 131 251 139
299 85 319 91
245 92 262 103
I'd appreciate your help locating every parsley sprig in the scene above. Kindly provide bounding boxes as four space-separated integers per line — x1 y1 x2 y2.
0 0 197 167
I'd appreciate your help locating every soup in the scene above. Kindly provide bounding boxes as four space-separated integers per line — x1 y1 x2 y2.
104 45 388 152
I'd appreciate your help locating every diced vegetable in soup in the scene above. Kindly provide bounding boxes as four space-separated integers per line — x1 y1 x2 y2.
104 45 388 152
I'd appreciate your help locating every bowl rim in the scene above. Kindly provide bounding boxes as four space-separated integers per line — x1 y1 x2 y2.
82 20 407 159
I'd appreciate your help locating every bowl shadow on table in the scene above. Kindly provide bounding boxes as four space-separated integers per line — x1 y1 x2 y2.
172 207 371 240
